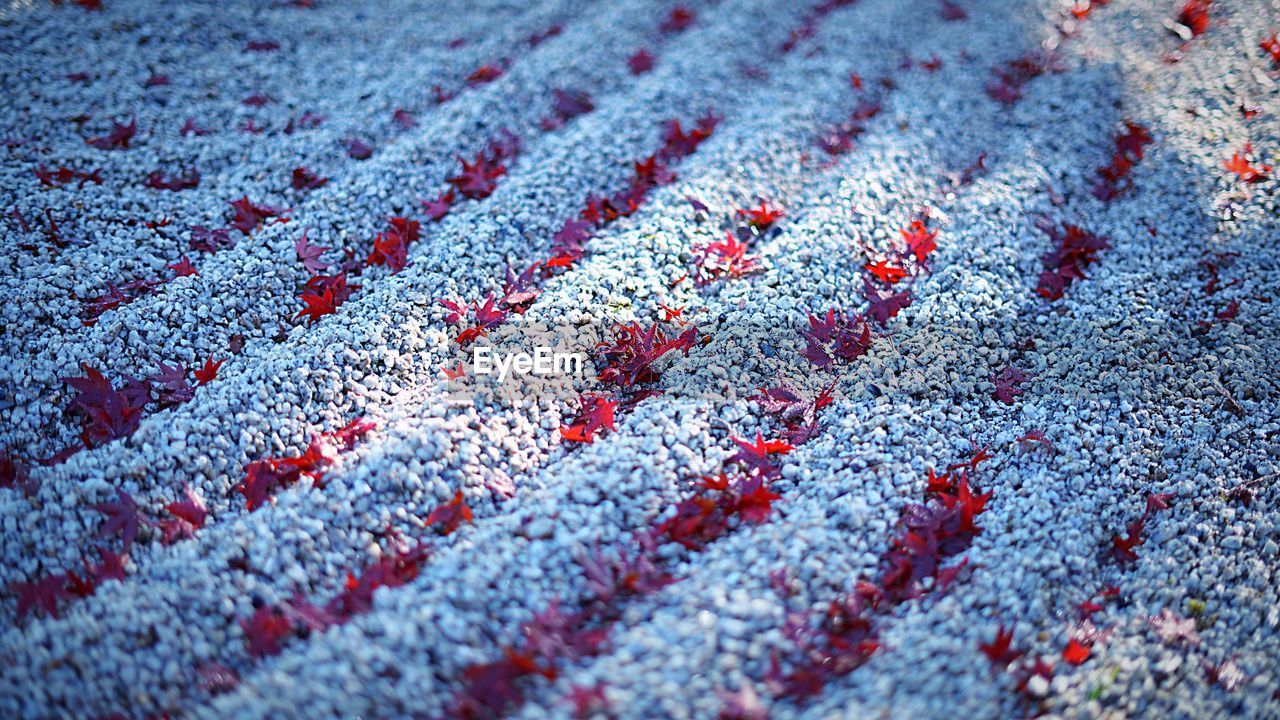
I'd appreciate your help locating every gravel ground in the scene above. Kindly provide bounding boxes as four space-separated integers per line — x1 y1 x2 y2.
2 0 1278 718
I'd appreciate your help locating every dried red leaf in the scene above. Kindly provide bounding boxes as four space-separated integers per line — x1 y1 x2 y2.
85 116 136 150
425 490 473 535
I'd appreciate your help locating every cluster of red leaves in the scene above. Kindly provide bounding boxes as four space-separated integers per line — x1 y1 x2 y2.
816 98 882 156
144 167 200 191
35 165 102 188
1194 252 1243 334
1034 220 1109 301
1263 33 1280 69
1015 429 1056 455
765 454 992 700
595 321 698 388
799 308 873 368
751 382 834 446
189 225 234 253
235 418 374 510
55 358 221 458
451 600 614 717
560 393 618 443
656 468 785 551
447 130 520 200
872 468 990 604
862 215 939 288
992 365 1029 404
692 229 760 285
8 481 209 623
781 0 856 54
365 217 421 273
548 114 716 268
1175 0 1212 38
81 276 164 325
986 52 1061 105
84 116 137 150
229 196 289 235
452 432 789 717
440 293 508 345
1224 144 1272 183
687 198 783 285
1109 492 1174 565
1092 121 1153 201
8 546 126 622
979 625 1058 698
294 272 359 325
241 543 430 657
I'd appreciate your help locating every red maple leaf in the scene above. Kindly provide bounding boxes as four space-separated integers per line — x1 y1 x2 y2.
692 230 761 285
731 432 792 477
144 167 200 191
466 63 506 86
1062 638 1091 665
901 219 938 263
660 6 695 33
547 219 594 267
560 394 618 443
10 573 72 620
194 356 223 385
864 260 908 284
627 49 656 74
1224 147 1271 183
295 229 331 274
92 489 141 551
448 153 507 199
992 365 1028 404
63 364 144 448
940 0 967 20
596 322 698 388
242 93 274 107
733 475 782 523
167 256 198 277
425 490 473 535
800 308 873 368
1263 33 1280 68
937 475 991 535
863 280 912 325
343 137 374 159
980 625 1025 666
295 273 358 325
156 484 207 543
190 226 234 253
85 116 137 150
366 217 420 273
241 604 293 657
1175 0 1211 37
421 190 455 221
179 117 211 136
739 199 784 230
229 197 286 236
391 108 417 130
291 166 329 190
